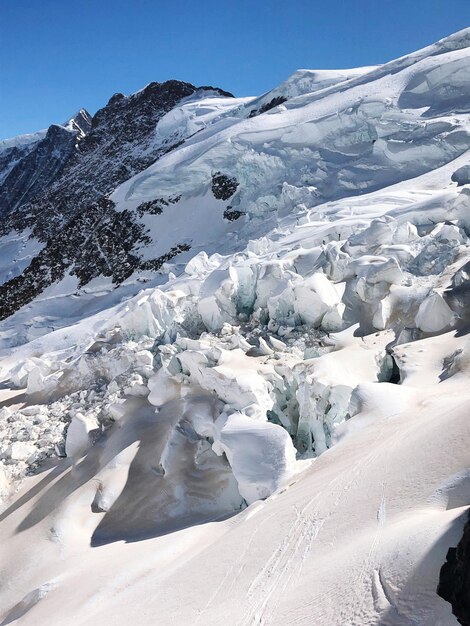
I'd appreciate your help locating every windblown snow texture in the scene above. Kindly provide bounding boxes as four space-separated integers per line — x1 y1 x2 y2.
0 28 470 626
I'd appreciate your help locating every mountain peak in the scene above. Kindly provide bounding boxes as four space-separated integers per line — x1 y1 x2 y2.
64 108 92 136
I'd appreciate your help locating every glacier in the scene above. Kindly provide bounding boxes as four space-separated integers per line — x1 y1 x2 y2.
0 28 470 626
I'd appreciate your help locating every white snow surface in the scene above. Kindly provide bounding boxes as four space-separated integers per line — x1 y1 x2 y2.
0 130 47 153
1 28 470 625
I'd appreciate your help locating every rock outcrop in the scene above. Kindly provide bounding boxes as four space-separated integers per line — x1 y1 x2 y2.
438 511 470 626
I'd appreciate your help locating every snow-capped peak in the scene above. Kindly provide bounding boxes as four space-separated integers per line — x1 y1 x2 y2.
63 108 92 136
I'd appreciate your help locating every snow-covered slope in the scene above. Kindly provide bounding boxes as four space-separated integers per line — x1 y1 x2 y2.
1 28 470 626
0 129 47 156
245 65 379 117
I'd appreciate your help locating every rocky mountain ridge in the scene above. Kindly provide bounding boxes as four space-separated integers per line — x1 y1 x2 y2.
0 80 235 319
0 109 91 214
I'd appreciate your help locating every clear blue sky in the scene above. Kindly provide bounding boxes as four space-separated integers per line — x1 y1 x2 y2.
1 0 469 139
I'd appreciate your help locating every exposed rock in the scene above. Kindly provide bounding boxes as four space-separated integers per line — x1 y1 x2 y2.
3 81 200 240
248 95 287 118
223 207 245 221
198 85 234 98
140 243 192 272
0 82 231 320
0 197 150 319
211 172 239 200
0 112 91 215
438 510 470 626
136 195 181 217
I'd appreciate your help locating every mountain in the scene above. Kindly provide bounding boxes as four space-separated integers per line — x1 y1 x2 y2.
0 28 470 626
0 81 233 319
0 110 91 215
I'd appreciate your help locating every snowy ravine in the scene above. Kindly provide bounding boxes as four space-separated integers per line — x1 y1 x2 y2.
0 28 470 626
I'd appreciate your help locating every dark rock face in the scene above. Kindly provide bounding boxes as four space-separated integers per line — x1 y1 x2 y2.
0 196 192 320
211 172 239 200
141 243 192 272
0 143 38 188
223 207 245 221
0 198 149 319
66 109 93 136
0 111 91 215
136 195 181 217
198 85 234 98
1 81 232 237
0 80 233 320
438 510 470 626
9 81 201 240
249 96 287 118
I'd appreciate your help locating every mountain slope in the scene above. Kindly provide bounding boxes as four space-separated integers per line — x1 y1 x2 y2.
0 81 238 320
0 31 469 330
0 28 470 626
0 110 91 214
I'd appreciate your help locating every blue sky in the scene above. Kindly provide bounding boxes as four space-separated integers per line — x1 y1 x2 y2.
1 0 469 139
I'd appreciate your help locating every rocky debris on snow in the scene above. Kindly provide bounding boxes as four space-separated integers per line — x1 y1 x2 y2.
223 206 245 221
136 195 181 217
211 172 239 200
0 81 236 319
0 198 150 319
140 243 192 272
248 95 287 118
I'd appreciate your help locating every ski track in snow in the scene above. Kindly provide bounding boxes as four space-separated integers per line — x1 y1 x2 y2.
241 430 385 626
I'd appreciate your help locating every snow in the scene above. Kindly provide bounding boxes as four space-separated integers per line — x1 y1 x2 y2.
0 229 44 285
1 27 470 626
0 130 47 153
